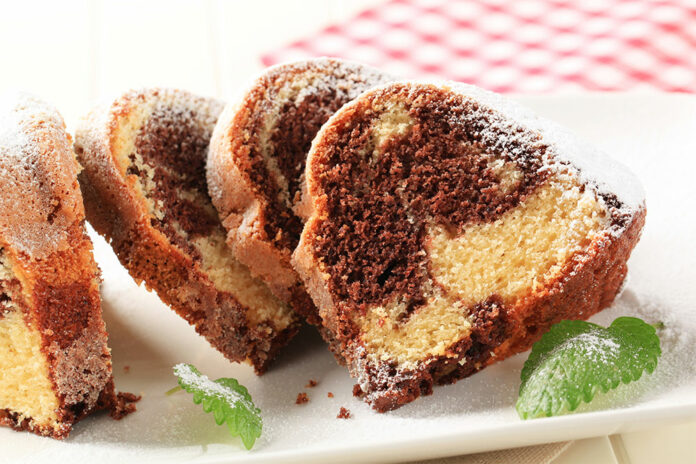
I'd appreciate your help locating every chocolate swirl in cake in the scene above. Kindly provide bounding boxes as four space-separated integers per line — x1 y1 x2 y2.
293 82 646 411
208 58 394 323
0 93 127 438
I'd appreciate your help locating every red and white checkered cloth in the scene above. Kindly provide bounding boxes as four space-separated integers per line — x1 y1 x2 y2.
262 0 696 93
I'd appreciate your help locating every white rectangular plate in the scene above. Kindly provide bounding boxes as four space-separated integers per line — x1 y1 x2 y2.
6 94 696 464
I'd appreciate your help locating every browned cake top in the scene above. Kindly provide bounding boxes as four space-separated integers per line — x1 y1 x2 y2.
0 93 84 259
0 93 117 435
0 93 104 355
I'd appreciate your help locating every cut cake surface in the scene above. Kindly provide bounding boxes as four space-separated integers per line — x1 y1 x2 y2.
0 93 125 437
208 58 394 324
292 81 646 411
75 88 297 374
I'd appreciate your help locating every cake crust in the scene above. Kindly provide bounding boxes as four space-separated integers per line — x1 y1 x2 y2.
208 58 393 324
0 93 126 437
75 89 298 374
292 82 646 411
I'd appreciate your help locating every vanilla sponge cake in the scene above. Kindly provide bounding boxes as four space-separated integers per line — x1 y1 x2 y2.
0 93 121 437
74 89 298 373
292 82 646 411
207 58 393 323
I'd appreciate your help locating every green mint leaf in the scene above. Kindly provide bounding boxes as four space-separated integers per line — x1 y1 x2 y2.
516 317 661 419
172 364 262 449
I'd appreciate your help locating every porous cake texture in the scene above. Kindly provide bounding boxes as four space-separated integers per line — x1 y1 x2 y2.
208 58 394 324
292 82 646 411
74 88 297 374
0 93 122 437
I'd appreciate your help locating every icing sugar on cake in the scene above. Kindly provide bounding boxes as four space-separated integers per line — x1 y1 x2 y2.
444 81 645 214
0 92 133 438
0 92 83 258
293 81 646 411
75 88 298 374
207 58 395 325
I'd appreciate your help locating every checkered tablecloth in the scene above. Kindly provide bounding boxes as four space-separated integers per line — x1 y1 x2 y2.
262 0 696 93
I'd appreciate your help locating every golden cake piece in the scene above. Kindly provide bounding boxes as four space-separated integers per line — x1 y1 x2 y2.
207 58 393 323
0 93 128 438
292 82 646 411
74 89 297 373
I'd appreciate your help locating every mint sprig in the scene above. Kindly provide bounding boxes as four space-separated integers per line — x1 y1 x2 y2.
172 364 262 449
516 317 661 419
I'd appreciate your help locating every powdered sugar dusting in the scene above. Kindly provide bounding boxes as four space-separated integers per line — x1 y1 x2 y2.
301 80 646 408
246 58 394 194
75 88 224 217
0 92 82 259
241 57 394 110
440 81 645 213
593 287 696 398
3 94 692 464
564 332 621 364
0 92 63 155
173 364 254 412
351 80 645 219
291 57 395 104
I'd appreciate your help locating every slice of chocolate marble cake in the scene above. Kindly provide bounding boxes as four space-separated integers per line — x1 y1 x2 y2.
207 58 393 324
293 81 646 411
0 93 125 437
75 88 298 374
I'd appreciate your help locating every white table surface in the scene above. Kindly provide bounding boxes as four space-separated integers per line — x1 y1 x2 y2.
0 1 694 462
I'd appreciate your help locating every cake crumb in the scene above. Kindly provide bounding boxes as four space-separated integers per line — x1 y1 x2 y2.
306 379 318 388
123 365 130 374
327 392 334 398
295 392 309 404
109 392 141 420
337 407 351 419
